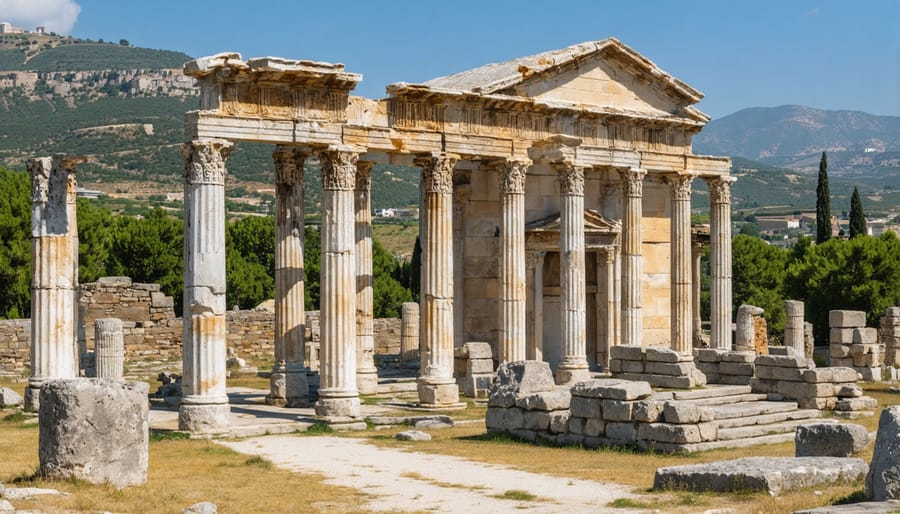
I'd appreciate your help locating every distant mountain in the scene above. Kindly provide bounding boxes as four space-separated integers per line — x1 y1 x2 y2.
0 33 190 71
693 105 900 174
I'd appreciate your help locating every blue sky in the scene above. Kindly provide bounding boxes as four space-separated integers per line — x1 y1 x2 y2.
5 0 899 119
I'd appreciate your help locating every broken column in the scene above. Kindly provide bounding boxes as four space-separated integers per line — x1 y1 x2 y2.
354 160 378 395
94 318 124 380
880 307 900 367
620 168 646 347
415 152 460 407
25 155 82 412
498 158 530 363
180 139 232 432
268 145 308 407
555 160 590 384
735 304 764 353
667 174 693 354
706 176 735 350
691 239 704 347
400 302 420 367
784 300 805 356
316 146 360 418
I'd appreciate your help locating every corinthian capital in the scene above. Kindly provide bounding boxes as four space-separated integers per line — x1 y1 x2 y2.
666 174 694 201
319 148 358 191
355 161 374 192
705 175 737 205
182 139 233 186
273 145 307 187
619 168 646 198
415 152 457 194
554 161 585 196
498 158 531 195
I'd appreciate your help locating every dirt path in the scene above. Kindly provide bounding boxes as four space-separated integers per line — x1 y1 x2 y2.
222 435 640 513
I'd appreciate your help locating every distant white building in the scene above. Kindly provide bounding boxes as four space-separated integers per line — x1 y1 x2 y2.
374 208 396 218
0 22 23 34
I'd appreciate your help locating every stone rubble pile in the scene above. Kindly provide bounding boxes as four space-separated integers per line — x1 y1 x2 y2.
829 309 884 381
609 345 706 388
879 307 900 368
693 349 755 385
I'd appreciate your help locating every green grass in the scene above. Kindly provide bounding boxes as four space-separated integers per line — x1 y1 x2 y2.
306 421 334 434
492 490 538 501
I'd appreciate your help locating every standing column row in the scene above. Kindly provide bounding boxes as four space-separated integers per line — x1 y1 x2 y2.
415 152 460 407
497 158 530 363
668 174 694 354
707 176 735 350
25 155 82 412
354 161 378 395
180 139 232 433
620 168 646 348
268 145 308 407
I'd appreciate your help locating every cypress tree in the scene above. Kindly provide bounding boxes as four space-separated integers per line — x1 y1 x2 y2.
849 187 867 238
815 152 831 244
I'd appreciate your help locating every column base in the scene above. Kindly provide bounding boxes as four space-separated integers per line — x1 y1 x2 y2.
266 370 309 408
178 400 230 433
417 379 462 408
314 396 360 419
23 384 41 413
356 369 379 396
555 366 591 386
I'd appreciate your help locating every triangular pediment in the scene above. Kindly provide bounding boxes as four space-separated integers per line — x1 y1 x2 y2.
526 209 621 234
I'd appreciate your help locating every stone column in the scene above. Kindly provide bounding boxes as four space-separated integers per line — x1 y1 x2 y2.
619 168 646 347
180 139 232 433
25 155 81 411
316 146 360 419
785 300 805 355
602 249 617 369
268 145 309 407
354 160 378 395
707 176 736 350
415 152 460 407
667 174 693 354
498 158 530 363
555 162 590 384
692 240 704 347
94 318 124 380
400 302 420 366
452 181 469 350
528 251 545 361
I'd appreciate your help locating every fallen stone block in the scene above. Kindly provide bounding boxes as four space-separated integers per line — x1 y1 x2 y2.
411 415 453 429
488 360 555 407
655 456 869 495
867 406 900 500
0 387 22 408
835 397 878 412
571 379 651 400
183 502 218 514
39 379 149 488
836 384 864 398
830 310 867 328
795 423 871 457
396 430 432 441
515 388 571 411
463 342 493 360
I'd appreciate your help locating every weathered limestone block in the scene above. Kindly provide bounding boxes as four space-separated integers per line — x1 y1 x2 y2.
633 400 665 423
396 430 432 441
548 411 570 433
571 379 651 400
836 384 864 398
867 407 900 500
656 457 869 495
645 346 692 363
778 381 835 399
515 388 571 411
570 396 602 418
522 410 551 431
830 310 867 328
609 345 644 361
637 423 702 444
735 304 764 352
663 402 713 424
487 361 554 407
754 315 768 354
605 422 637 443
835 397 878 411
183 502 218 514
694 348 725 363
485 406 524 432
784 300 805 355
39 379 148 488
584 418 605 437
600 400 633 422
718 362 754 376
831 328 855 345
463 342 493 360
722 351 756 363
568 416 584 435
94 318 124 381
795 423 871 457
756 354 809 368
854 328 879 345
645 361 694 376
0 387 23 408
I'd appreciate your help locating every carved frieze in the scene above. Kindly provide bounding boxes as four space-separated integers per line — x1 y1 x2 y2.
498 158 531 195
415 153 457 194
706 176 736 205
182 140 233 185
619 168 646 198
320 149 358 191
273 146 306 186
219 82 348 121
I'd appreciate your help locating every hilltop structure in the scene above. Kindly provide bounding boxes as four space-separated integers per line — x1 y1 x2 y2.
179 38 732 432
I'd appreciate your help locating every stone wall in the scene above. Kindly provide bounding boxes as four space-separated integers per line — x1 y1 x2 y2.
0 319 29 375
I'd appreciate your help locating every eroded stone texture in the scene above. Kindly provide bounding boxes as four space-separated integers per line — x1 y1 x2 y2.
400 302 419 366
39 379 148 488
706 176 735 350
735 305 764 353
795 422 871 457
867 406 900 500
93 318 124 380
354 160 378 395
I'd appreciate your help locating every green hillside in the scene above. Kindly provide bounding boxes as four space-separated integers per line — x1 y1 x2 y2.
0 33 190 71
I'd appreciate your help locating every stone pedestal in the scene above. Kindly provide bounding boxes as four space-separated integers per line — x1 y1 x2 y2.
668 174 693 354
268 146 309 407
415 153 461 407
498 158 529 363
707 176 735 350
400 302 420 366
180 139 232 433
355 161 378 395
25 155 82 412
785 300 805 356
620 168 646 347
315 147 360 419
94 318 124 380
555 162 589 385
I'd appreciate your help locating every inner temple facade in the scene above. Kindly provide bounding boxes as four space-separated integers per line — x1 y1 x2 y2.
178 38 732 432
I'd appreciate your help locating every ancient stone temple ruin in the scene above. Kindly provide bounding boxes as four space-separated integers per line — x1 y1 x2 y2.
179 38 732 432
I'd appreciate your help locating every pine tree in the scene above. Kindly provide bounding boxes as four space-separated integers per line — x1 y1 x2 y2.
815 152 831 244
849 187 867 238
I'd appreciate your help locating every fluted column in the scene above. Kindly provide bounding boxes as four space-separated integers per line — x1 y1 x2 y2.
400 302 420 366
25 155 81 412
180 139 232 433
354 160 378 395
452 181 469 350
555 162 590 384
94 318 124 380
603 249 617 369
268 145 308 407
692 240 704 347
785 300 805 355
316 146 360 418
528 251 546 361
620 168 646 347
498 158 530 363
415 152 461 407
668 174 694 354
706 176 736 350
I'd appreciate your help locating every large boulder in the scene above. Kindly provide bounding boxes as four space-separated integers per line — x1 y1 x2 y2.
488 361 555 408
39 379 149 488
796 423 871 457
867 406 900 499
0 387 23 408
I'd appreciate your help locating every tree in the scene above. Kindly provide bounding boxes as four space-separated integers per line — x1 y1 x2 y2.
732 234 790 332
77 199 115 283
0 167 31 318
119 39 130 47
816 152 831 244
225 216 275 309
849 187 867 238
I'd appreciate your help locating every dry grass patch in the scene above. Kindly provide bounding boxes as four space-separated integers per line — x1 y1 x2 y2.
372 222 418 258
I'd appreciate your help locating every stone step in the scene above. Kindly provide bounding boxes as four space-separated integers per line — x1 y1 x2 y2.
688 393 769 406
651 432 797 453
716 418 834 441
714 408 823 429
670 385 752 400
709 400 800 420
